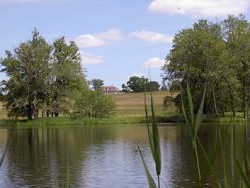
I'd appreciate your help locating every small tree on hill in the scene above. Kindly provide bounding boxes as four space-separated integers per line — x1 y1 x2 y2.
126 76 148 93
146 81 160 91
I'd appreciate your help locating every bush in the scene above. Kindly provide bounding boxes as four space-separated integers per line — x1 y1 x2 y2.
73 90 116 118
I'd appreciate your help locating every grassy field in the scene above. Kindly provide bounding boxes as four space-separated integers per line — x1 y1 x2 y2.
0 91 181 125
111 91 176 118
0 102 7 119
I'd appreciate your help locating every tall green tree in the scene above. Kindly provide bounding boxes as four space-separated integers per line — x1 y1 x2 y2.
0 30 88 119
222 14 250 117
50 37 86 117
0 29 51 119
163 19 237 114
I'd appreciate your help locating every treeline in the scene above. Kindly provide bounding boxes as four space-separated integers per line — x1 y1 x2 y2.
162 14 250 117
121 76 160 93
0 29 115 119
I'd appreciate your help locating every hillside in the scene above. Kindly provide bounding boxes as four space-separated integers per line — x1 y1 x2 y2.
111 91 176 118
0 91 177 121
0 102 7 119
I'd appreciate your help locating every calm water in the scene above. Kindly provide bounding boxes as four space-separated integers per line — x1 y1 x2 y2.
0 124 249 187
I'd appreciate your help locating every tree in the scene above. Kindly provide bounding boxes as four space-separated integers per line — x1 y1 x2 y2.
162 18 237 114
0 30 87 119
126 76 148 93
146 81 160 91
73 89 116 118
222 14 250 117
50 37 86 117
90 79 104 91
1 29 51 119
121 84 131 93
168 80 180 93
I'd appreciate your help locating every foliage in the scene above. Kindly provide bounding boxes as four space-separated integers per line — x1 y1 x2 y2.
49 37 86 117
146 81 160 92
125 76 148 93
73 90 116 118
121 83 131 93
163 95 174 110
162 15 250 116
90 78 104 91
123 76 160 93
0 29 52 119
168 79 180 92
0 29 87 119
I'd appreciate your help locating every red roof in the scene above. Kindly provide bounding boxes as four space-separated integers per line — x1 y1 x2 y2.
102 86 119 92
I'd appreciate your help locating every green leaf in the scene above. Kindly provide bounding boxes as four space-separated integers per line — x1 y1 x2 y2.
194 83 207 138
150 92 161 176
186 82 194 128
144 92 155 161
138 146 157 188
180 85 193 138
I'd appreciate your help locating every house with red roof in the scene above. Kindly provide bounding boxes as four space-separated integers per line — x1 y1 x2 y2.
102 85 120 94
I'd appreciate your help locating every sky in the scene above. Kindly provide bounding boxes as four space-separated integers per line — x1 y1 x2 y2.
0 0 250 89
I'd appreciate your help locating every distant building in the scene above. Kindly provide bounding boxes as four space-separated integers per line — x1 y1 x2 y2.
102 85 120 94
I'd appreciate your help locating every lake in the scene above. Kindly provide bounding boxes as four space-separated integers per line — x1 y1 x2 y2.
0 123 249 187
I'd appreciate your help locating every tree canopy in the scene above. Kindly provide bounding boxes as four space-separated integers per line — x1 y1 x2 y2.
162 14 250 117
0 29 115 119
90 78 104 91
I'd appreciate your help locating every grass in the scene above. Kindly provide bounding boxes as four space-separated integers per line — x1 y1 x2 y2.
0 91 178 126
1 90 248 125
0 116 147 127
0 102 7 119
111 90 176 118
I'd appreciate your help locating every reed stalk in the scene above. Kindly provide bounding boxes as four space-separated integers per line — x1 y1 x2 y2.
181 82 206 181
139 90 161 188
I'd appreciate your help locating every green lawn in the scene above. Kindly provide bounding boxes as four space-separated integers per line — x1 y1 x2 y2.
111 91 177 118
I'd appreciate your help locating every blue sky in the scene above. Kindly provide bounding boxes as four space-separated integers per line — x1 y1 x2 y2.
1 0 250 89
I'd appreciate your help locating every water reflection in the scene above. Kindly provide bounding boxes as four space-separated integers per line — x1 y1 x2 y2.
0 124 249 187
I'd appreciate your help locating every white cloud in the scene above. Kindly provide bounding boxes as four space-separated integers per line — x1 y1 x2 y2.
143 57 165 68
129 30 173 43
97 29 123 41
74 29 123 48
81 52 105 65
148 0 249 17
75 35 106 48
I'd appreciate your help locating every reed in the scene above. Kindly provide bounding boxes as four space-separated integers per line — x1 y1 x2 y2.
181 82 250 187
138 91 161 188
181 82 206 181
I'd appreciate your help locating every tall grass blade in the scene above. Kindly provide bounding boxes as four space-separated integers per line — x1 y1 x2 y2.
186 82 194 128
150 92 161 177
181 82 207 182
180 85 193 138
144 92 155 168
235 159 250 187
194 84 207 139
138 146 157 188
142 89 161 187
